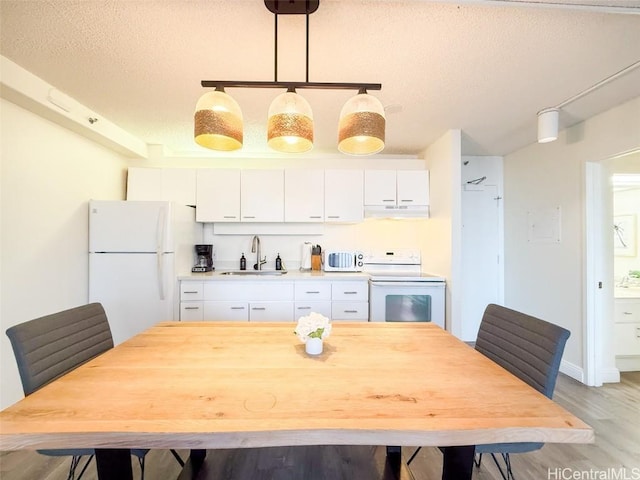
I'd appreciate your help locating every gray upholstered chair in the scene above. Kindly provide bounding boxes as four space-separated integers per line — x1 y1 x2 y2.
5 303 149 480
407 303 570 480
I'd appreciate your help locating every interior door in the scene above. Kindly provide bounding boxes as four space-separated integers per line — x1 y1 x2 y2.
461 185 501 341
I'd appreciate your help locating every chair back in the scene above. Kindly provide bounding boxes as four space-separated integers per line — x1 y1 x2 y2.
475 303 570 399
6 303 113 396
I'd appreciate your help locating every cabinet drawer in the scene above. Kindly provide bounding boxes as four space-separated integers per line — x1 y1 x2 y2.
181 281 203 301
614 300 640 323
203 301 249 321
294 301 332 320
204 282 294 301
249 302 294 322
332 282 368 301
180 302 204 321
295 282 331 301
332 301 369 321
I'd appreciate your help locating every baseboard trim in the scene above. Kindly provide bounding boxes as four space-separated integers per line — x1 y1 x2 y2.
560 360 584 383
600 366 621 383
615 356 640 373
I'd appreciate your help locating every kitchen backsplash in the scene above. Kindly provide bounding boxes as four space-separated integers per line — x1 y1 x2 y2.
202 219 435 271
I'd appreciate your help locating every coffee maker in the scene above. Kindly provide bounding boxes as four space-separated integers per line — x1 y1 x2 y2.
192 244 214 272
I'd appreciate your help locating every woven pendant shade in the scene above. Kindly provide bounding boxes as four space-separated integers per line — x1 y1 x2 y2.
338 92 385 155
267 91 314 153
194 90 243 151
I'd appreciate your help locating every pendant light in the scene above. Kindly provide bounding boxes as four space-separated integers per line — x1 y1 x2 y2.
338 89 385 155
267 88 314 153
196 1 383 154
537 108 559 144
194 88 243 151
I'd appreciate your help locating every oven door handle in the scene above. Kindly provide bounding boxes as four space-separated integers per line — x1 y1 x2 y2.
370 281 441 287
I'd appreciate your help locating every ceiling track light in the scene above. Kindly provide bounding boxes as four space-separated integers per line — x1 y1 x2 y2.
537 59 640 144
194 0 384 155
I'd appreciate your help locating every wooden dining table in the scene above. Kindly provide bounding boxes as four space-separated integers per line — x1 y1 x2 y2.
0 321 593 480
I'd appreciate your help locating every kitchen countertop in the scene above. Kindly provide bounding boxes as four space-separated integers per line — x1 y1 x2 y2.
179 270 371 282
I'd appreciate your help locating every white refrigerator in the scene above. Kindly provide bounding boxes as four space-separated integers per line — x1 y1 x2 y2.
89 200 202 345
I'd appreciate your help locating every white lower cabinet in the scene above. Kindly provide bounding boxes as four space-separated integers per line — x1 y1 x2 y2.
331 281 368 321
203 301 249 321
249 302 294 322
614 298 640 363
180 278 368 322
331 302 368 321
198 282 294 322
180 302 204 321
294 301 332 320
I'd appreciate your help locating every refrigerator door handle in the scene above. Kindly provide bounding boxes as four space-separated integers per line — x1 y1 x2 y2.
156 206 168 300
157 252 166 300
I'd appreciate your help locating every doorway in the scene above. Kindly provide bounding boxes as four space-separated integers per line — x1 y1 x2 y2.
586 149 640 385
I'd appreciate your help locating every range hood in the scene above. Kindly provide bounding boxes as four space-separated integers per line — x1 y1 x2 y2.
364 205 430 219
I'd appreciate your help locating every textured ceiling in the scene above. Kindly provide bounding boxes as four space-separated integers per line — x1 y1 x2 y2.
1 0 639 157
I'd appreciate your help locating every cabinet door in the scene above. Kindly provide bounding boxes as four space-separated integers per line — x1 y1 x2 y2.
204 282 294 302
614 299 640 323
180 302 204 321
332 281 368 301
196 169 241 222
324 170 364 223
331 302 369 321
614 322 640 356
127 167 162 201
180 281 203 301
249 302 294 321
294 282 331 301
203 301 249 321
294 301 332 321
364 170 396 206
284 169 324 222
162 168 197 206
241 170 285 222
397 170 429 206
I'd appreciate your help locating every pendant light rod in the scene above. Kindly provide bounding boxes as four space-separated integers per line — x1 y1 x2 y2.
201 81 381 91
306 11 310 82
274 13 278 82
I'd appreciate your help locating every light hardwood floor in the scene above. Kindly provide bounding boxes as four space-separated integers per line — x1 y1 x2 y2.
1 372 638 480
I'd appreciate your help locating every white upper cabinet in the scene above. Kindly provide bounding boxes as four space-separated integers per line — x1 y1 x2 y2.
127 167 197 206
241 169 284 222
397 170 429 206
284 169 324 222
364 170 396 206
324 169 364 223
196 169 240 222
127 167 162 201
364 170 429 207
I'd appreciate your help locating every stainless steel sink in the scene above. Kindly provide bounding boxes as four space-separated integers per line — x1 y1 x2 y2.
219 270 287 276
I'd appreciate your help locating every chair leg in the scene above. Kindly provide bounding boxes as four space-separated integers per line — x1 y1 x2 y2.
170 449 185 467
68 455 93 480
474 452 483 467
138 456 145 480
489 452 515 480
406 446 422 465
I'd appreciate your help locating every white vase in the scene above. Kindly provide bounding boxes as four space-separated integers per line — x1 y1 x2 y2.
305 337 323 355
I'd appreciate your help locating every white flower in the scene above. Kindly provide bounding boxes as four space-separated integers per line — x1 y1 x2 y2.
294 312 332 343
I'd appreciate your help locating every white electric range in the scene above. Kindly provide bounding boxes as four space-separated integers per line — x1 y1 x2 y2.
363 250 446 328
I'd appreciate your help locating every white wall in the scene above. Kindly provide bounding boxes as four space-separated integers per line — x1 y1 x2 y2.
503 96 640 380
422 130 462 333
0 99 129 409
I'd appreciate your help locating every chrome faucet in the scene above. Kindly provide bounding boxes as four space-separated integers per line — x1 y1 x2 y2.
251 235 266 270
